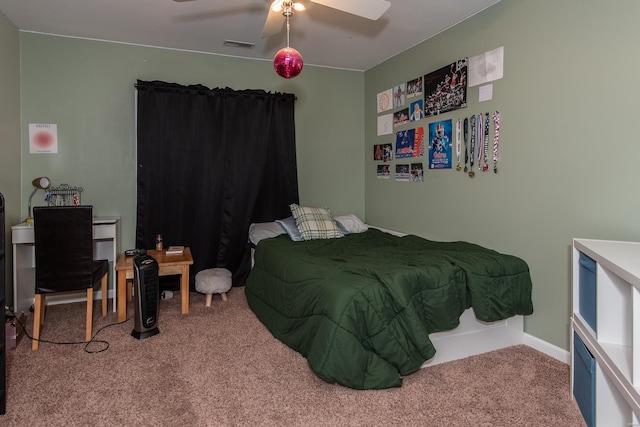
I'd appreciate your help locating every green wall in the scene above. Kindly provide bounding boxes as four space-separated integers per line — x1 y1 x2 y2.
0 12 20 296
18 33 365 255
364 0 640 349
9 0 640 351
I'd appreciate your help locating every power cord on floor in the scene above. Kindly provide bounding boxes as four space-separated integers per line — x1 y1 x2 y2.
5 306 131 354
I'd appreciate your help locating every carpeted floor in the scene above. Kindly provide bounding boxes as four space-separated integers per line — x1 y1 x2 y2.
3 287 585 426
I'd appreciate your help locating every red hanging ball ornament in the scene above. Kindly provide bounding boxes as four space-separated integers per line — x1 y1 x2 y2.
274 47 303 79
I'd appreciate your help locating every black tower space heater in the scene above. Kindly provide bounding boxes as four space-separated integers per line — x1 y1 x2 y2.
131 253 160 339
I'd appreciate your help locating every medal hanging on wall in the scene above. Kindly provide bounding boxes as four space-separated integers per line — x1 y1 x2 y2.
469 114 476 178
476 113 484 173
482 112 490 172
455 118 462 171
492 111 500 173
463 117 469 172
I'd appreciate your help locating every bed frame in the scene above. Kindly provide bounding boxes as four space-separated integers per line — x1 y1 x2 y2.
370 226 526 368
423 309 524 366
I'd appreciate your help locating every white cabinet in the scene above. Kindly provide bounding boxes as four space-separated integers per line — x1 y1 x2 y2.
571 238 640 426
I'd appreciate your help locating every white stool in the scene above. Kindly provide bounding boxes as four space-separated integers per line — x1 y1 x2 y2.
195 268 232 307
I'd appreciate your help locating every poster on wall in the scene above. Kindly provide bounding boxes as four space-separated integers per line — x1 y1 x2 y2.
377 88 393 113
407 77 423 98
411 163 424 182
393 83 406 108
395 164 410 181
409 99 424 121
423 58 468 117
373 143 393 162
393 108 409 128
428 119 452 169
29 123 58 154
413 126 425 158
395 127 424 159
376 164 391 179
395 129 415 159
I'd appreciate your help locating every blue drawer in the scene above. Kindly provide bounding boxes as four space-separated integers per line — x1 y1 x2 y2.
573 332 595 427
579 252 597 331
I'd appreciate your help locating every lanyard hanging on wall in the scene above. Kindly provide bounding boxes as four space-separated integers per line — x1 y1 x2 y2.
476 113 484 172
482 112 490 172
492 111 500 173
463 117 469 173
469 114 476 178
455 118 462 171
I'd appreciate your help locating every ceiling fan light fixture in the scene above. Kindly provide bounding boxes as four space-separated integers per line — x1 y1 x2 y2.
272 1 303 78
274 47 303 79
271 0 305 14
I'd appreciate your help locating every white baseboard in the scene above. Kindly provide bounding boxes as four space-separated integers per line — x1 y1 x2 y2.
524 332 570 364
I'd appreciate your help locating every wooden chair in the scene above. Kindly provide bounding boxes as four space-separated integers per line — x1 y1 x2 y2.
32 206 109 350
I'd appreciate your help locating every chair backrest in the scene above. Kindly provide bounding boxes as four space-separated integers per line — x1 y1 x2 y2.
34 206 94 294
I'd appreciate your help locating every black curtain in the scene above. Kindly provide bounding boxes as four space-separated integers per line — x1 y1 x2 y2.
135 80 299 286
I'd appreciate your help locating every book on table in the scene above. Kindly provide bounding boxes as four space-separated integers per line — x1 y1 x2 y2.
166 246 184 255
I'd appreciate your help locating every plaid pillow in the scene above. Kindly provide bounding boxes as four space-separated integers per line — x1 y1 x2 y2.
289 204 344 241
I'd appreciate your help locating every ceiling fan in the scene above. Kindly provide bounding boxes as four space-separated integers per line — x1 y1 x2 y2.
262 0 391 37
173 0 391 78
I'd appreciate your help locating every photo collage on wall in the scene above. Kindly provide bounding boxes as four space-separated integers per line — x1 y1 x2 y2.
374 58 468 181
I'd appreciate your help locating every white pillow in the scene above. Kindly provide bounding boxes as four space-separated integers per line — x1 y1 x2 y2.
276 216 303 241
334 214 368 234
289 203 343 240
248 222 285 245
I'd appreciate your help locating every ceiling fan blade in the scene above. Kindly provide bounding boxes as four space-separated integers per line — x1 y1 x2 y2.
261 0 285 38
175 5 265 22
311 0 391 20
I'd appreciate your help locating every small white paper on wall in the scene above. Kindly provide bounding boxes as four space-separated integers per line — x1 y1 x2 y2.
377 113 393 136
479 84 493 102
29 123 58 154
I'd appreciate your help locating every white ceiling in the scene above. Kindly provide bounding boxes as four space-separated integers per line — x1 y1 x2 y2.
0 0 501 71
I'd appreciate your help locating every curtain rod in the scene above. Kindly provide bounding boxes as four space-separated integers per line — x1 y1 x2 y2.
135 80 297 100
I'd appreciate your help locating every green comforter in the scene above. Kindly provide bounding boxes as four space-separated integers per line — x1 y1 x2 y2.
245 229 533 389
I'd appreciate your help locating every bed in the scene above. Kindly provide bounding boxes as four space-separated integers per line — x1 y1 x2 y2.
245 212 533 390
